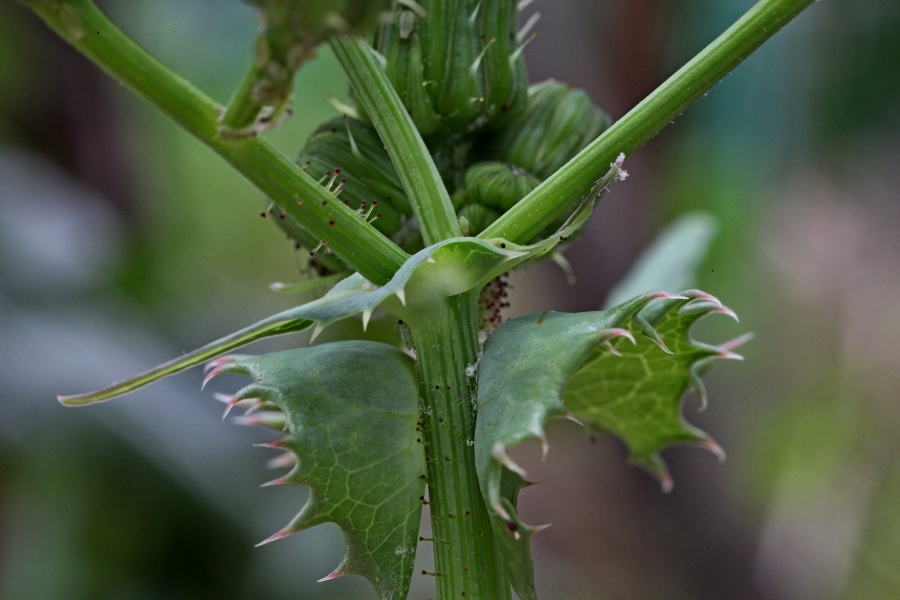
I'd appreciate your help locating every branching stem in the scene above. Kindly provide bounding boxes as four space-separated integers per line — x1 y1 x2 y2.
480 0 816 243
219 62 268 134
24 0 407 285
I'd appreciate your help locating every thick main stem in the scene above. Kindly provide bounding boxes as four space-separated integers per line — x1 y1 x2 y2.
411 292 509 600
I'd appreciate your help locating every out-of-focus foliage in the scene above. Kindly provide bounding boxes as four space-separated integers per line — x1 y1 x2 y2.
2 0 898 599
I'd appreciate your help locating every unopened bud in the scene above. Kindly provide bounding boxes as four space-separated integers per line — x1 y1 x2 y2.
485 80 611 178
372 0 528 136
464 161 540 212
458 203 502 236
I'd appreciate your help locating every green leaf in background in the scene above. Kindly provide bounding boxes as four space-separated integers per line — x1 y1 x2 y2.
604 212 718 308
474 291 744 599
205 341 423 600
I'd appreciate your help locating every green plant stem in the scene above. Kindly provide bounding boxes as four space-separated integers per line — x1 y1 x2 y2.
480 0 816 243
410 292 509 600
330 36 461 246
25 0 407 285
220 62 266 133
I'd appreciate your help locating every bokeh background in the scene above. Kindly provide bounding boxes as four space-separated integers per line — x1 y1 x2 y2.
2 1 899 598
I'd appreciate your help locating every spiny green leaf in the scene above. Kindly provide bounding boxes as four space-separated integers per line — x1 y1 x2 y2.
564 292 742 481
206 341 423 600
474 291 744 599
62 238 581 408
59 204 591 406
57 274 389 405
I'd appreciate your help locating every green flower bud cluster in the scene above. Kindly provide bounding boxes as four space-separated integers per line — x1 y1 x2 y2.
371 0 528 137
454 161 539 235
456 80 612 237
289 78 611 260
276 116 424 268
283 5 612 263
484 80 612 179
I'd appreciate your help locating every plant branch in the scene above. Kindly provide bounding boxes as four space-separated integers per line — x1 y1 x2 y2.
25 0 408 285
219 62 267 133
480 0 816 243
330 36 462 246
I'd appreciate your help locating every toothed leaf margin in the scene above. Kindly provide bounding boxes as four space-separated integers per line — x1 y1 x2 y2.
59 204 592 406
207 341 424 600
474 291 744 599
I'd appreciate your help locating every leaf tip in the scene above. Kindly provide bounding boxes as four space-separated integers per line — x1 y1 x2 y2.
204 355 237 374
632 315 673 354
221 395 241 420
253 438 285 450
539 435 549 460
635 455 673 493
688 366 709 410
201 365 229 390
255 527 293 547
532 522 553 535
720 332 754 354
718 349 744 362
260 475 291 488
602 340 623 356
265 451 297 470
317 568 344 583
700 437 727 463
716 304 739 323
659 470 674 494
309 323 326 344
211 391 231 404
492 442 527 477
601 327 636 346
563 411 584 427
57 393 80 406
656 339 675 355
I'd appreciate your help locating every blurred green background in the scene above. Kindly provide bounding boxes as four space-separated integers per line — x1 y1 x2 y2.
1 1 899 599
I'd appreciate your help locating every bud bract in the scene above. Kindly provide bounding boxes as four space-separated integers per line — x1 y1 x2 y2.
372 0 528 137
458 203 502 237
294 117 420 248
483 80 612 179
464 161 540 212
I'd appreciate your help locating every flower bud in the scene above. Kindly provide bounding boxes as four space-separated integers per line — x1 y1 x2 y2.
484 80 612 178
377 13 439 135
372 0 527 137
458 203 502 236
277 117 424 255
464 161 540 212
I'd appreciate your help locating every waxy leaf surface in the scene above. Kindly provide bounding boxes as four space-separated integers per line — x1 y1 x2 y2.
60 203 589 406
474 291 743 599
207 341 423 600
